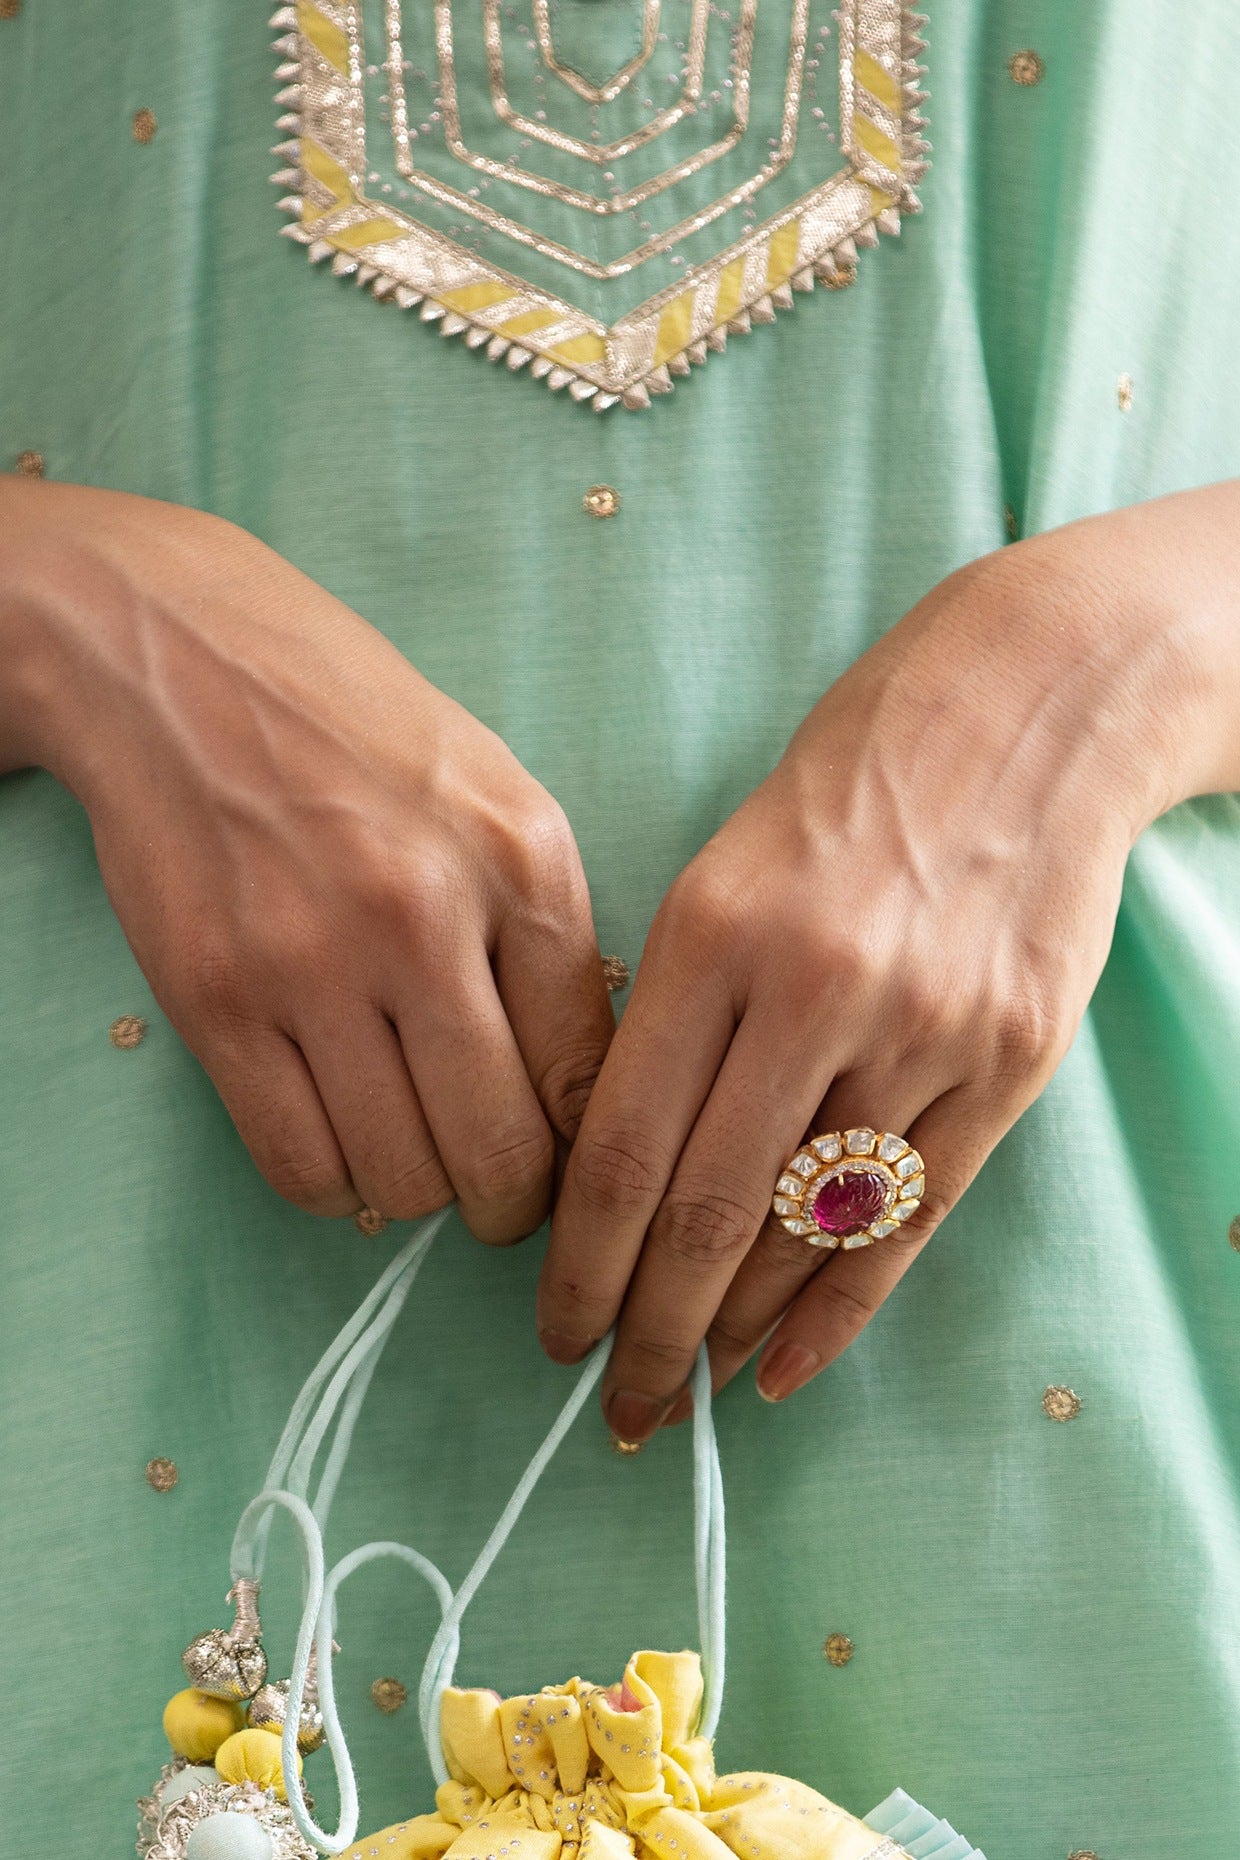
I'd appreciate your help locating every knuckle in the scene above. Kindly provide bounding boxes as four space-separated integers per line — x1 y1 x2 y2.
571 1131 665 1220
505 792 581 891
654 865 745 962
823 1276 885 1330
705 1309 761 1358
261 1145 354 1215
463 1119 554 1207
778 921 884 1016
905 1185 952 1232
621 1328 695 1378
372 1151 453 1221
991 992 1065 1076
538 1045 605 1141
656 1188 755 1271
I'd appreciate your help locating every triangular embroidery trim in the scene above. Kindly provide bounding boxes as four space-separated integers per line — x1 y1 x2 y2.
270 0 930 410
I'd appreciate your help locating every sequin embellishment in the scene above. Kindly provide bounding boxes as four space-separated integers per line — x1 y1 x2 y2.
1042 1385 1082 1422
132 107 159 143
15 449 44 477
270 0 929 410
146 1457 180 1492
584 485 621 519
354 1207 389 1236
824 1633 855 1666
109 1014 148 1049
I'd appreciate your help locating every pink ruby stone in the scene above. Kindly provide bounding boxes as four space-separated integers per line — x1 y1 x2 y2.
811 1169 888 1238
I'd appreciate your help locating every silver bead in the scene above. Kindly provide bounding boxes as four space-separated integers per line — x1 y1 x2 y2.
181 1629 268 1701
246 1679 326 1755
182 1581 267 1701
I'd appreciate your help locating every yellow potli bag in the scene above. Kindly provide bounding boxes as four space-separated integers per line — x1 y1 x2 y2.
137 1214 985 1860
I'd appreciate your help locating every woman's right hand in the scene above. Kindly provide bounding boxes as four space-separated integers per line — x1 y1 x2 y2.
0 479 614 1237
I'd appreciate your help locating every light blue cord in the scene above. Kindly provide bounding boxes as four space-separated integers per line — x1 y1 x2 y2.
416 1333 613 1772
226 1211 729 1854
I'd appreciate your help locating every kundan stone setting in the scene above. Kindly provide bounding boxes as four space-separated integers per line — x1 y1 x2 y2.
772 1129 924 1249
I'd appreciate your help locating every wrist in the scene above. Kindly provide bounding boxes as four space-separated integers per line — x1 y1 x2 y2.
897 523 1221 838
0 477 80 776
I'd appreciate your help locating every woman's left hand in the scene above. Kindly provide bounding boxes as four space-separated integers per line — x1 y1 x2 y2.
537 486 1240 1441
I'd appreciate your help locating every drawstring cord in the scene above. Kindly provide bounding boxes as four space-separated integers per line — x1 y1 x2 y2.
227 1211 726 1855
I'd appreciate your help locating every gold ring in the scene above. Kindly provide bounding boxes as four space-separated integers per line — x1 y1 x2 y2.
772 1128 924 1250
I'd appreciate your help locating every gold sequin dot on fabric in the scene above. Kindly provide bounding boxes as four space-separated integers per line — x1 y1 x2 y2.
1117 373 1134 412
370 1676 408 1714
0 1 22 20
109 1014 148 1050
15 449 44 478
354 1207 389 1238
823 1634 854 1667
1228 1216 1240 1251
823 265 858 290
145 1456 179 1492
1008 49 1045 86
601 955 631 993
131 107 158 143
583 485 620 520
612 1436 643 1457
1042 1385 1082 1422
1068 1852 1101 1860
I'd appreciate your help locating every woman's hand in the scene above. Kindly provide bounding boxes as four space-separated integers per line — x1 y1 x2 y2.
538 483 1240 1439
0 479 614 1237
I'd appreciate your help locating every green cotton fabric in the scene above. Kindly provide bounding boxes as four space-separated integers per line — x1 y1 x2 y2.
2 3 1240 1855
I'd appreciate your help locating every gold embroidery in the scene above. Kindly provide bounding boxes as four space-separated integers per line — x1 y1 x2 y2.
531 0 661 106
132 106 158 143
272 0 929 408
584 485 621 519
601 954 631 990
1117 371 1134 411
145 1457 179 1492
823 1634 854 1666
109 1013 148 1049
1228 1215 1240 1251
354 1207 390 1236
15 448 45 477
1008 48 1045 87
371 1676 409 1713
479 0 725 168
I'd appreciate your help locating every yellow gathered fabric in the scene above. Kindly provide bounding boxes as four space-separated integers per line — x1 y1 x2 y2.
340 1653 893 1860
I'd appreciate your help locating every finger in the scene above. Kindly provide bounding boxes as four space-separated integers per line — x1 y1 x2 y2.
396 947 555 1246
598 1009 836 1442
202 1025 362 1217
703 1068 940 1392
296 1007 453 1220
537 948 737 1367
492 896 617 1147
754 1081 990 1401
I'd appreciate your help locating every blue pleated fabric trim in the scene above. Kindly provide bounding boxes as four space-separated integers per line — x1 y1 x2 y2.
866 1788 988 1860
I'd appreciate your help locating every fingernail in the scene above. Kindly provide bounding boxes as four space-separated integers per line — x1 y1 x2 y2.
606 1388 669 1444
756 1342 821 1403
540 1328 594 1366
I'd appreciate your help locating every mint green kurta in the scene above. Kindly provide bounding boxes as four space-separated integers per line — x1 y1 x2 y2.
1 4 1239 1855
